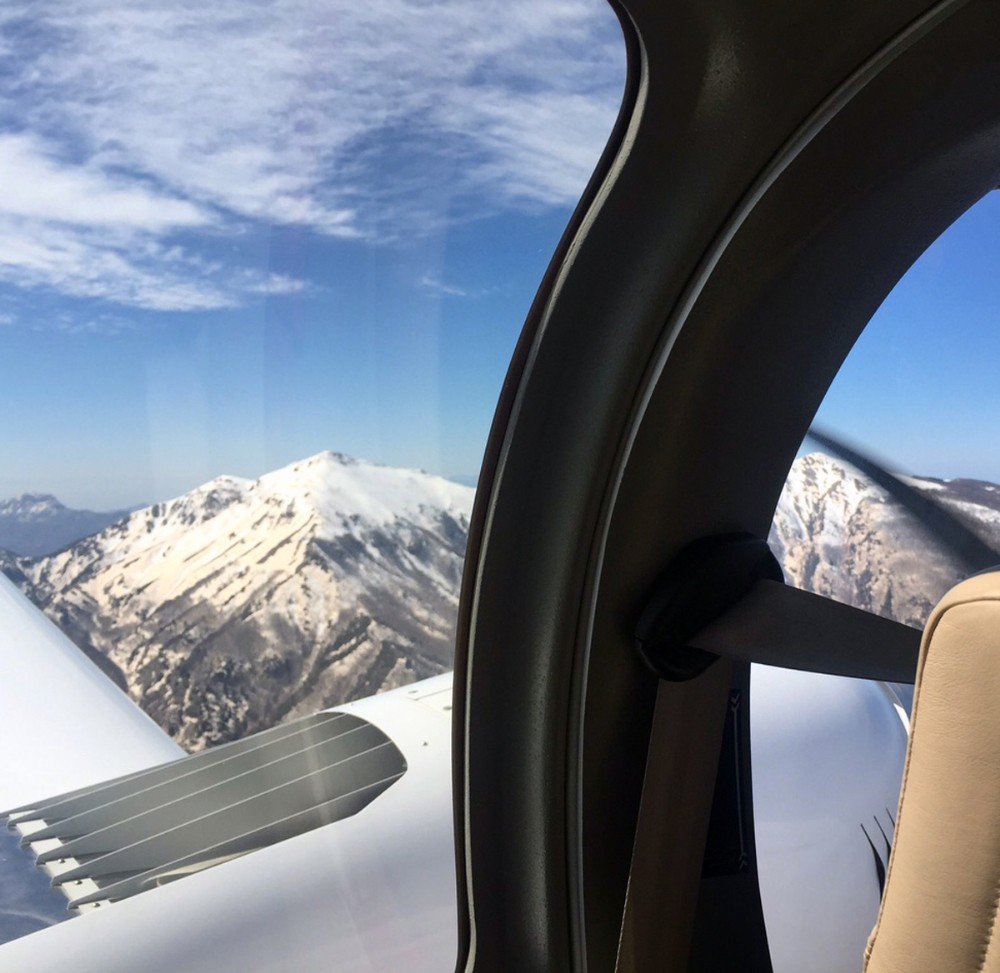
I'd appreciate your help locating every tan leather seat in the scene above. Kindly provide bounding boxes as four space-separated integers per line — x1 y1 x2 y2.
865 572 1000 972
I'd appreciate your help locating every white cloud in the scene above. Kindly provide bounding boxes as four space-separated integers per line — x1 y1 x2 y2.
0 218 305 312
0 0 623 313
440 89 622 207
0 133 207 230
243 273 309 297
417 274 496 299
0 132 239 311
0 133 311 311
418 274 468 298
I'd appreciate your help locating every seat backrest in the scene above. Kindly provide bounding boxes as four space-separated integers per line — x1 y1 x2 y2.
865 571 1000 972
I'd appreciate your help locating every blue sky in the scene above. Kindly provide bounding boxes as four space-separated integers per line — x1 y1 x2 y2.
0 3 996 510
0 0 625 508
815 190 1000 483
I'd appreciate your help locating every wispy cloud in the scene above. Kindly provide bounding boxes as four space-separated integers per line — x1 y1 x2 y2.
243 273 310 297
0 0 623 315
418 274 484 299
0 219 269 311
0 133 207 230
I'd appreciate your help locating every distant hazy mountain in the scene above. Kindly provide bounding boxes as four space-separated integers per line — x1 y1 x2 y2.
771 453 1000 627
0 494 131 557
4 453 473 751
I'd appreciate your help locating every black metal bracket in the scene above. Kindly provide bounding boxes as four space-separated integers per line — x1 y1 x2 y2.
634 533 784 681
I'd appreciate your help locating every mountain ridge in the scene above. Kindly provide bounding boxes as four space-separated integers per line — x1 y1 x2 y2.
4 452 473 751
770 452 1000 628
0 494 133 557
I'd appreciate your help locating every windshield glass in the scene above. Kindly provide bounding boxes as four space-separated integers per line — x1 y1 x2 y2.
0 1 625 744
0 0 626 956
775 190 1000 630
754 190 999 971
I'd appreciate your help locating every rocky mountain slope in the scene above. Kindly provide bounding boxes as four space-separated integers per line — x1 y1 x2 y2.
0 495 131 557
2 453 473 751
770 452 1000 627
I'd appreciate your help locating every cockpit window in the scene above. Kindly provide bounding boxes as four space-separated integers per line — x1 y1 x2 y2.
773 190 1000 629
753 191 998 972
0 0 625 953
0 0 624 746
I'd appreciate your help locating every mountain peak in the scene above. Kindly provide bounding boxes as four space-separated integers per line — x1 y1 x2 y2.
255 451 473 536
301 450 358 467
8 451 475 750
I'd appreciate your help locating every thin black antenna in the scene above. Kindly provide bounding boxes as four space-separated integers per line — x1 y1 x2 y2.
806 426 1000 574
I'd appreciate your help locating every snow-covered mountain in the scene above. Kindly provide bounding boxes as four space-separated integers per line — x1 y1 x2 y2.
3 453 473 751
0 495 131 557
770 453 1000 628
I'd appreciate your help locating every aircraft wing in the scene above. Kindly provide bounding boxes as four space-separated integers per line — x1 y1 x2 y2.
0 573 183 812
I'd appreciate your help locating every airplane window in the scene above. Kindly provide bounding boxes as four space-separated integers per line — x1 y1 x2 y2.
0 0 625 959
773 190 1000 632
753 190 998 972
